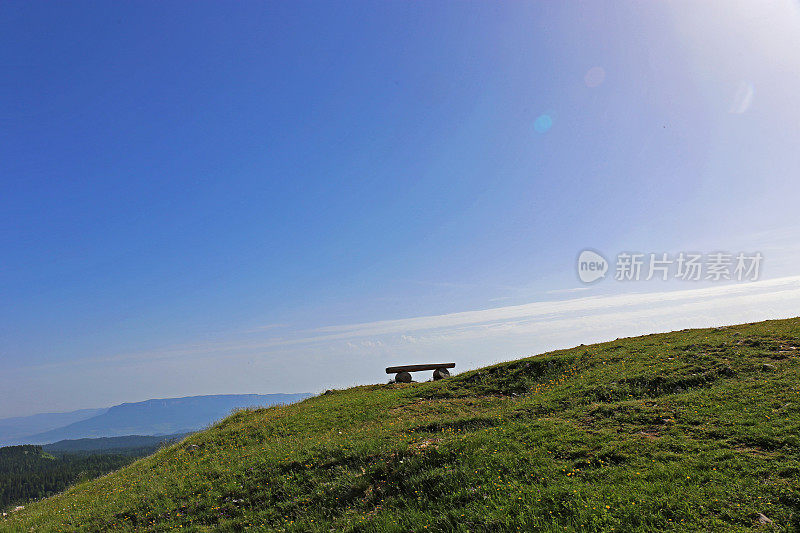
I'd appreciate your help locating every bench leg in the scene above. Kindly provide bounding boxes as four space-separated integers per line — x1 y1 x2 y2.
395 371 412 383
432 367 450 380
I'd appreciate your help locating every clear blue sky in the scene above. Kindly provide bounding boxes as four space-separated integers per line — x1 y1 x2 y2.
2 1 799 417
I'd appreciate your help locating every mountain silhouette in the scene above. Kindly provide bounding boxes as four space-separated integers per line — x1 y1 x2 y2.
22 394 310 444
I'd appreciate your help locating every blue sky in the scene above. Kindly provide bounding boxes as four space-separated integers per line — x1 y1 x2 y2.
2 1 800 417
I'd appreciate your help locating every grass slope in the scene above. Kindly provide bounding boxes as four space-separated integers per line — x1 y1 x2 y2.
3 318 800 532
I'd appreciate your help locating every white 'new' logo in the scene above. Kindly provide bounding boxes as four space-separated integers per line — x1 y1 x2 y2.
577 250 608 283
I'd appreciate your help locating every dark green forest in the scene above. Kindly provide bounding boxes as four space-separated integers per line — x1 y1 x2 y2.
0 445 151 511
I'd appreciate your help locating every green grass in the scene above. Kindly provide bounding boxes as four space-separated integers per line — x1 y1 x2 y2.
3 318 800 532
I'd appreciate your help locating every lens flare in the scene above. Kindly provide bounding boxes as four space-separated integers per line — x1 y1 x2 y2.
534 114 553 133
729 81 755 114
584 66 606 88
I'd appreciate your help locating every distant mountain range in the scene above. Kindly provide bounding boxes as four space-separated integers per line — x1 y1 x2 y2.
0 408 108 445
42 434 189 454
0 394 311 446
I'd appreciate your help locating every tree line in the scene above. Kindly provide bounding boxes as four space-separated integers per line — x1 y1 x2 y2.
0 444 150 511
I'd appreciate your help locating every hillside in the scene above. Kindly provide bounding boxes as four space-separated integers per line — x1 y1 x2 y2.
3 318 799 531
24 394 311 444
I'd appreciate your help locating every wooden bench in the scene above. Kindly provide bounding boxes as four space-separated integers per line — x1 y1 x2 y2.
386 363 455 383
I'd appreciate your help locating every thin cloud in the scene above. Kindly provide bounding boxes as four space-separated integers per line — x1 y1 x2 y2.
15 275 800 373
546 287 591 295
308 276 800 338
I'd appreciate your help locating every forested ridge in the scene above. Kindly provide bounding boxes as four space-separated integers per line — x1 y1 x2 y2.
0 445 148 511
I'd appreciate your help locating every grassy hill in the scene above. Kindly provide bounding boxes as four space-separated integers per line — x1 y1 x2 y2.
3 318 800 531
